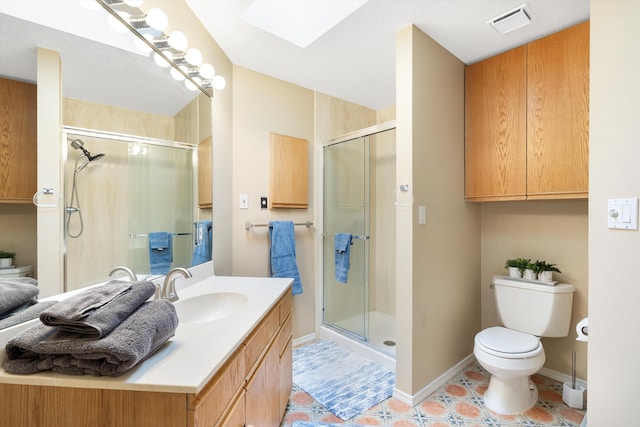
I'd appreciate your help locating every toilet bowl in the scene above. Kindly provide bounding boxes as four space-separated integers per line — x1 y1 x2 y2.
474 326 545 415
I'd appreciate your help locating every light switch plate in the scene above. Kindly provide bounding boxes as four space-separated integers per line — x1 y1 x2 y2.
608 198 638 230
239 193 249 209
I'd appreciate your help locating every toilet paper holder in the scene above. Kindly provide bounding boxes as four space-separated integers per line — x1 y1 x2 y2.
576 317 589 342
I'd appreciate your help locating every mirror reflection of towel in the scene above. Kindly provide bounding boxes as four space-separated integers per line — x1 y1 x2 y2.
191 221 212 266
334 233 353 283
148 232 172 274
269 221 302 295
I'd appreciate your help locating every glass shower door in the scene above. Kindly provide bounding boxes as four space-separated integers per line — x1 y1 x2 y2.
323 136 369 340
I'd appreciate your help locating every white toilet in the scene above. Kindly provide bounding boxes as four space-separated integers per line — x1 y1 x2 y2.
474 275 575 415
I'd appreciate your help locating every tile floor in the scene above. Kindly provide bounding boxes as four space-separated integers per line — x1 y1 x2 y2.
281 359 586 427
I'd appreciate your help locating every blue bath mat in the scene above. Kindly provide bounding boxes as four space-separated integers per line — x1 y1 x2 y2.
292 339 395 420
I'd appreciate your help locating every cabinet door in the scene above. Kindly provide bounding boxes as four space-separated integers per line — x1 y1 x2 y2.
269 133 308 209
278 321 293 416
217 389 245 427
527 21 589 199
465 47 527 201
0 78 37 203
245 339 280 427
197 136 212 208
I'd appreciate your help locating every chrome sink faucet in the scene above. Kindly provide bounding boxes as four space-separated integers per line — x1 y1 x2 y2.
161 267 192 302
108 266 138 282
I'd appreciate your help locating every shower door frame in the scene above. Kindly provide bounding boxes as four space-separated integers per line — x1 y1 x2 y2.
318 120 396 358
62 126 198 292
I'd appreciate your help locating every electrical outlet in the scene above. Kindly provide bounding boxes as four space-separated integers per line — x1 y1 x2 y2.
260 197 268 209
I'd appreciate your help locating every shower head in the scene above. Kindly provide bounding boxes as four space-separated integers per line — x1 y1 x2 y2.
70 139 105 162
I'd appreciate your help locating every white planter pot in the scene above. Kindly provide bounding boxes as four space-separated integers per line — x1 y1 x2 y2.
538 271 553 282
523 269 537 280
0 257 13 267
507 267 522 278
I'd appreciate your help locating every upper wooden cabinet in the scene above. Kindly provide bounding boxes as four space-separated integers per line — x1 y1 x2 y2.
465 21 589 202
0 78 37 203
269 133 309 209
465 46 527 201
197 136 212 208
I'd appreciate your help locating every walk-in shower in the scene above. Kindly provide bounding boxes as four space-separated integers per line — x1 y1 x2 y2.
63 128 195 291
320 121 396 369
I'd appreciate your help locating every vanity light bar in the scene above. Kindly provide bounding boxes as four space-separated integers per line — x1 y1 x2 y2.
95 0 224 94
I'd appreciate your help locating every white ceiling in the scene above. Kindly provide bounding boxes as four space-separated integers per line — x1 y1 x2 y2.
186 0 590 110
0 0 590 115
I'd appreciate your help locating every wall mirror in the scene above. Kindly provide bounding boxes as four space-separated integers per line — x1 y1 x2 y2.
0 0 213 295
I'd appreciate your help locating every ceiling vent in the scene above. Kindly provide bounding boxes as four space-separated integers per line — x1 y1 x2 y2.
488 4 533 34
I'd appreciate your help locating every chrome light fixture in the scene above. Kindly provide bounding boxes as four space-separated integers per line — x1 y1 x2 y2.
94 0 226 94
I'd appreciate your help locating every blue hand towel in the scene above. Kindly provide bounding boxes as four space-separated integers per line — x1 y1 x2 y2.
334 233 353 283
148 232 172 275
269 221 302 295
191 220 213 266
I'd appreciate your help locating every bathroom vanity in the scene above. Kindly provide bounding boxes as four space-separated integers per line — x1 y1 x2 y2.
0 274 293 427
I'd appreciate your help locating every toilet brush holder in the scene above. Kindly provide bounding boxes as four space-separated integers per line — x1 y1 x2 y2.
563 382 587 409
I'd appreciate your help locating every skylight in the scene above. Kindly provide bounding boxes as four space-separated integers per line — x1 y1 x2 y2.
242 0 368 48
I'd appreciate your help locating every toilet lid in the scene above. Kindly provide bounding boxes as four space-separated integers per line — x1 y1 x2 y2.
476 327 541 357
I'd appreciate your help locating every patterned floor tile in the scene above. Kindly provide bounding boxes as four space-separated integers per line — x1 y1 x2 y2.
281 360 586 427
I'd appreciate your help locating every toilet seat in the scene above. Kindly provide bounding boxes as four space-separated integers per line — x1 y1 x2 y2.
475 327 542 359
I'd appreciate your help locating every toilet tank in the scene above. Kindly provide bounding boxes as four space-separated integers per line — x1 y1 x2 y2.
493 275 575 337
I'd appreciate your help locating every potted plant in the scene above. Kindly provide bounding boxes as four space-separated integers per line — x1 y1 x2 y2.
523 260 539 280
536 260 561 282
504 258 530 278
0 250 16 268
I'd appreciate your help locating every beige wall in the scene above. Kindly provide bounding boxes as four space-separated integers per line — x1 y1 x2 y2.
589 1 640 424
231 66 315 339
396 25 481 396
481 201 589 379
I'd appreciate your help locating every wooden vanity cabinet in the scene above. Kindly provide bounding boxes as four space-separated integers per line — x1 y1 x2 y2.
0 78 37 203
0 289 293 427
465 21 589 202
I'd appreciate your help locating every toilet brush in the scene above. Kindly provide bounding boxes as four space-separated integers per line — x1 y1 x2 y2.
563 348 586 409
571 349 576 390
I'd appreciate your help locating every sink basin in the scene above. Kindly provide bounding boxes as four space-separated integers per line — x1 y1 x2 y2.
174 292 248 324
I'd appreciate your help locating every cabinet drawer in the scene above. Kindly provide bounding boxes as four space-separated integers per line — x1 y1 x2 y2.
279 290 292 325
244 303 280 376
189 346 246 427
216 388 245 427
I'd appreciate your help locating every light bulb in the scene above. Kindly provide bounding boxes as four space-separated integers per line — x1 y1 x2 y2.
134 33 154 55
170 66 186 81
124 0 144 7
154 52 172 68
212 75 226 90
167 31 188 51
185 79 198 91
108 11 130 33
184 48 203 66
146 8 168 31
199 63 215 80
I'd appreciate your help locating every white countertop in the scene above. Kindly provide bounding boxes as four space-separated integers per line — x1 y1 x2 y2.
0 271 292 394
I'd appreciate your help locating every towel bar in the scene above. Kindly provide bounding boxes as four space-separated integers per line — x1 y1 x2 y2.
322 233 369 240
129 232 192 238
245 221 313 230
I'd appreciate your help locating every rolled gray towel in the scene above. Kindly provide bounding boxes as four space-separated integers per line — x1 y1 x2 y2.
5 299 178 377
0 278 39 317
0 301 58 330
39 280 156 339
